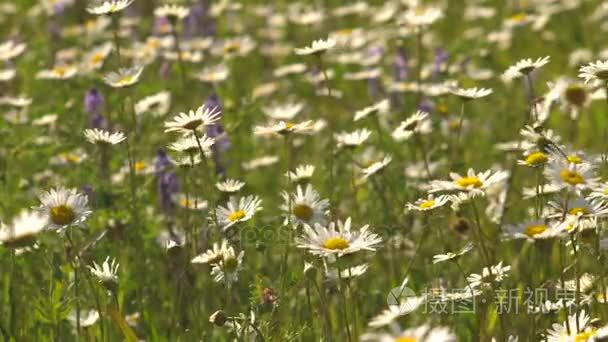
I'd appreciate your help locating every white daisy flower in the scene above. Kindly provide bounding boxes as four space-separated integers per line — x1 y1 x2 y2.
216 179 246 193
103 66 143 88
254 120 314 136
325 263 369 281
281 184 329 227
68 309 100 328
36 187 91 230
86 0 134 15
194 64 230 83
449 87 493 100
168 134 215 156
428 168 509 194
210 245 244 287
154 4 190 19
192 240 231 265
0 210 47 248
401 6 444 27
359 155 392 183
88 256 119 287
579 60 608 83
285 164 315 183
588 183 608 202
84 128 126 145
294 38 335 56
174 194 208 211
262 102 304 120
544 159 597 194
503 56 550 80
432 242 474 264
216 195 263 231
502 219 561 241
335 128 372 148
0 40 26 61
164 105 222 134
36 65 78 80
548 197 608 220
467 261 511 289
354 99 390 121
391 111 432 142
546 310 597 342
81 42 113 72
134 91 171 116
296 217 382 258
517 150 550 168
406 194 450 212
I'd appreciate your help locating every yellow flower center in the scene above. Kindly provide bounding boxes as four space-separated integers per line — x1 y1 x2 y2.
336 28 353 36
117 75 134 86
437 103 449 115
567 155 583 164
395 337 417 342
574 329 597 342
223 256 239 272
456 176 483 188
565 85 587 107
90 53 105 65
179 198 191 207
135 161 147 172
322 237 350 250
525 152 548 166
53 66 68 77
228 210 246 222
50 205 76 226
524 224 547 238
509 12 527 23
569 207 589 216
419 200 436 209
293 204 314 221
559 169 585 186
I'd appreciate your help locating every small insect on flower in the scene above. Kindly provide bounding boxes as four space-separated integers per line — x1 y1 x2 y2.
294 38 336 56
84 128 126 145
216 179 246 193
164 104 222 135
216 195 263 231
296 217 382 258
36 187 91 230
86 0 134 15
281 184 329 227
579 60 608 84
503 56 550 80
103 66 144 88
88 256 119 290
406 194 450 212
0 210 47 248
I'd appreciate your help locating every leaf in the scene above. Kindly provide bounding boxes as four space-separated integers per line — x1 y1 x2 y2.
107 307 138 342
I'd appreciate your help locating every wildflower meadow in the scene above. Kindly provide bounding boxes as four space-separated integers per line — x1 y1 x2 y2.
4 0 608 341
